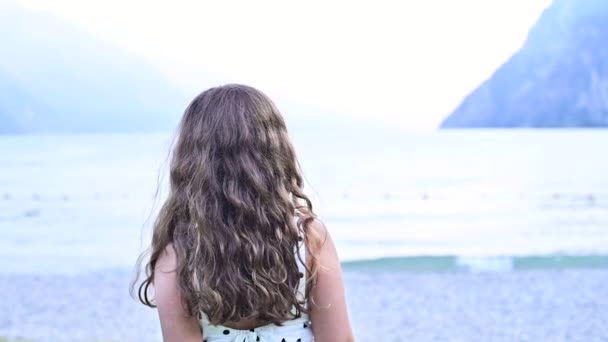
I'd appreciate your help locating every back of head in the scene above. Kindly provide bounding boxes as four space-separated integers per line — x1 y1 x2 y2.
137 84 318 325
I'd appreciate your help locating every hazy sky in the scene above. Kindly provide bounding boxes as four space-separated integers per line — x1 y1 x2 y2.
21 0 552 129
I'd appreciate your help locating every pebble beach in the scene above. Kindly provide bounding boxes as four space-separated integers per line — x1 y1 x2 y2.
1 269 607 342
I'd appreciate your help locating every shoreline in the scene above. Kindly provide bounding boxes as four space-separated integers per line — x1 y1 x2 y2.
1 268 607 341
341 254 608 272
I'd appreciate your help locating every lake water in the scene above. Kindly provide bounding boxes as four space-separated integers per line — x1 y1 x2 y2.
1 130 607 274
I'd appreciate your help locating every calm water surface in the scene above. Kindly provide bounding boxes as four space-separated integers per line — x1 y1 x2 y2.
0 130 607 273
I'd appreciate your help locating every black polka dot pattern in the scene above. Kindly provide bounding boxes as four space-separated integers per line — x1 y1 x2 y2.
298 272 304 278
200 324 311 341
200 311 311 340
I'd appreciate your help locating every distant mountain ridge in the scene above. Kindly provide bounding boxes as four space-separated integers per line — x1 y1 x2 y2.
441 0 608 128
0 69 45 133
0 1 189 133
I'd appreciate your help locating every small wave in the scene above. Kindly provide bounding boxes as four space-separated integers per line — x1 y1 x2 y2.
456 256 513 272
342 254 608 273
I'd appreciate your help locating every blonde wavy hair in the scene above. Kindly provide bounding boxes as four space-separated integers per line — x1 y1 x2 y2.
133 84 321 325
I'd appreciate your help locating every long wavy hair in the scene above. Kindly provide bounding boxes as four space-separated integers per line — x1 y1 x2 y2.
133 84 322 325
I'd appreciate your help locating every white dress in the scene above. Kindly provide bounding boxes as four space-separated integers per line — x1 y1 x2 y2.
198 240 313 342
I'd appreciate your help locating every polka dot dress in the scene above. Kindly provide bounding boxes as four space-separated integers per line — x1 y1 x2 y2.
199 315 313 342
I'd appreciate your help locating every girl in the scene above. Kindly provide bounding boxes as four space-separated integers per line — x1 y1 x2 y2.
135 84 354 342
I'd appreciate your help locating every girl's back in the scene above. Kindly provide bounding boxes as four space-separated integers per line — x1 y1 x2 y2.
134 84 353 342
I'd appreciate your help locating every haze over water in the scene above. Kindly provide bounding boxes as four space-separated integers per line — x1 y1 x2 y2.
1 130 606 274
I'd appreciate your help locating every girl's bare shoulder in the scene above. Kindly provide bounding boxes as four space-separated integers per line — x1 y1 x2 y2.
156 243 177 273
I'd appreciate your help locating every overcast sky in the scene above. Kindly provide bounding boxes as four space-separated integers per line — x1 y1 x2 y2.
21 0 552 129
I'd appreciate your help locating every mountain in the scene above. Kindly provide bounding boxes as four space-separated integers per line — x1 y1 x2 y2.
0 1 188 133
0 69 46 133
441 0 608 128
